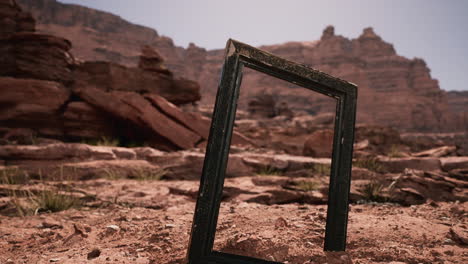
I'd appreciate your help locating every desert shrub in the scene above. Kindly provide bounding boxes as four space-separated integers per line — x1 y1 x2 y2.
294 180 319 192
387 144 405 158
102 168 125 180
311 163 331 176
353 158 384 173
131 168 167 181
0 168 29 185
358 180 387 202
8 188 80 216
256 166 283 176
33 190 80 213
82 136 120 147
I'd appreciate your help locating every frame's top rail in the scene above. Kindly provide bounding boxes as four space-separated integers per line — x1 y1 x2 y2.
225 39 357 95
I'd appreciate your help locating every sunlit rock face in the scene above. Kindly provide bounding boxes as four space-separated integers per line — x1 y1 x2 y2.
18 0 462 132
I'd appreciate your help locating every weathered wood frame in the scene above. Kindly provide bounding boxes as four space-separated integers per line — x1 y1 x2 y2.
187 39 358 264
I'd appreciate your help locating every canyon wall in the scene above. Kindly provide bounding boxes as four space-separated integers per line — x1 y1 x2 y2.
17 0 466 132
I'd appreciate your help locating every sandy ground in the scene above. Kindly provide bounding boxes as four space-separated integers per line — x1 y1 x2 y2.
0 178 466 264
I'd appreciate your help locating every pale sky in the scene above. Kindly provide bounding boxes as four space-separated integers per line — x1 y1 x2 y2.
59 0 468 92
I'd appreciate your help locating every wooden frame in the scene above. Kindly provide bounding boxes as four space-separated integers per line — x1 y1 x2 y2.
186 39 358 264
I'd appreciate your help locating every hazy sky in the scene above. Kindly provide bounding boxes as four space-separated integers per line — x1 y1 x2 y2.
59 0 468 92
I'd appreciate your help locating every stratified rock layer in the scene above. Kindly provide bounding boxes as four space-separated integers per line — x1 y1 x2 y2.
0 0 240 150
17 0 464 132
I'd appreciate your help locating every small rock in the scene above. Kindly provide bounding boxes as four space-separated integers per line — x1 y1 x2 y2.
274 217 288 229
106 225 120 232
49 258 60 262
41 221 63 229
449 225 468 245
87 248 101 260
326 251 353 264
165 224 175 228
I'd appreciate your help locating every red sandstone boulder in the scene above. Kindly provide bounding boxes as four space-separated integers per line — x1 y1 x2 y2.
138 45 172 76
440 157 468 172
74 87 202 150
144 94 253 147
303 129 334 158
0 77 70 136
389 169 467 205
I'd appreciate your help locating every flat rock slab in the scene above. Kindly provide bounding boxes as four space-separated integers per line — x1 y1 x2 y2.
440 156 468 171
377 156 441 173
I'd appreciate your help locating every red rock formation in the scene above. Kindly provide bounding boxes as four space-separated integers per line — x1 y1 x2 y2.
72 60 200 105
0 77 70 137
0 0 34 37
446 91 468 131
0 0 249 150
17 0 462 132
0 0 74 84
0 32 74 84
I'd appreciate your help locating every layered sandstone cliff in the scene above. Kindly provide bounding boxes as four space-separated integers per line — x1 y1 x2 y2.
1 0 229 151
17 0 466 132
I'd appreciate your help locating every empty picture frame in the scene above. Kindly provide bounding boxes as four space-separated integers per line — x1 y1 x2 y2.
187 39 358 264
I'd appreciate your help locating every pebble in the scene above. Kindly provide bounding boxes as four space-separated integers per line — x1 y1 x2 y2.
106 225 120 232
87 248 101 260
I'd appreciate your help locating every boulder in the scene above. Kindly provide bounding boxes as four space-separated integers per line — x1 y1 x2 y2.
0 77 70 136
74 87 202 150
303 129 334 158
144 94 253 147
138 45 172 76
390 169 467 205
440 157 468 172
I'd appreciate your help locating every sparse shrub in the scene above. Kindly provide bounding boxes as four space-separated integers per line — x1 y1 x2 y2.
256 166 283 176
32 190 80 213
0 168 29 185
311 163 331 176
102 168 124 180
353 158 384 173
387 144 405 158
131 168 167 181
82 136 120 147
358 180 387 202
95 136 120 147
294 180 319 192
8 188 80 216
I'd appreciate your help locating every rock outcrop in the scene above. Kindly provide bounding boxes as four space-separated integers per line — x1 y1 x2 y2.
0 0 248 150
446 90 468 131
17 0 462 132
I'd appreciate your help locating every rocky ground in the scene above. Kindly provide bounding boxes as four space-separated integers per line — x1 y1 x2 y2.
0 136 467 263
1 1 467 263
0 177 466 264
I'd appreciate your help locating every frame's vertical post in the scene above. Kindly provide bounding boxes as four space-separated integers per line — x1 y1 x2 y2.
324 90 357 252
187 40 243 263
